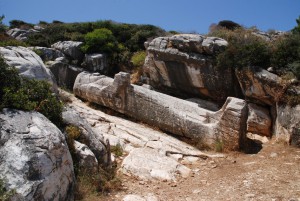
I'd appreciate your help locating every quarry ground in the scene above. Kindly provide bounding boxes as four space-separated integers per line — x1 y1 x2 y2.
84 142 300 201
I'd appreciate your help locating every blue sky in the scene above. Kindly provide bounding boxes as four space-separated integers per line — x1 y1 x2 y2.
0 0 299 34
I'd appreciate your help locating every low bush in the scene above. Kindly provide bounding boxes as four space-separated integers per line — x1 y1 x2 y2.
0 56 63 127
131 51 146 67
9 19 34 29
81 28 119 54
271 34 300 76
210 28 271 69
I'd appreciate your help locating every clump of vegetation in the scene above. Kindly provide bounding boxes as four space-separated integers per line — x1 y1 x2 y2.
214 139 224 152
209 27 271 70
65 125 81 152
0 177 15 201
75 163 122 200
0 15 6 33
0 56 63 127
9 20 34 29
130 50 146 84
270 34 300 79
110 143 123 157
131 50 146 67
64 124 123 199
81 28 119 54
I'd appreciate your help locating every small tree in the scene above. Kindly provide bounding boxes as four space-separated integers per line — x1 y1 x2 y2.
292 16 300 35
0 15 6 33
81 28 119 54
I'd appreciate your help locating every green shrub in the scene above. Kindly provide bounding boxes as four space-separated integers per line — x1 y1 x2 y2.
0 39 28 47
65 125 81 151
131 51 146 67
271 34 300 71
210 28 271 69
292 16 300 35
217 20 241 30
0 56 63 127
9 20 34 29
81 28 119 54
0 15 6 33
0 57 20 100
110 144 123 157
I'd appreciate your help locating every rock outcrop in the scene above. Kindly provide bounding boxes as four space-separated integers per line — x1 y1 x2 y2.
62 106 109 164
47 59 84 90
74 140 98 171
275 104 300 146
0 46 56 84
74 71 247 150
235 66 285 105
247 103 271 137
0 109 75 201
29 46 65 61
143 34 237 102
51 41 84 61
6 28 39 41
122 147 190 181
83 53 108 73
236 66 300 145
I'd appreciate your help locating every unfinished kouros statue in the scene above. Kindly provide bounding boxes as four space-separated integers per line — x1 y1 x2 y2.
74 72 248 150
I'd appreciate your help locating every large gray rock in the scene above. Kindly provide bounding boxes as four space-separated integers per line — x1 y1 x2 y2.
144 34 236 102
51 41 84 61
275 104 300 146
62 106 109 164
29 46 65 61
74 140 98 171
122 147 190 181
83 53 108 73
0 46 56 84
247 103 271 137
47 59 83 90
236 66 287 105
74 72 247 150
6 28 39 41
0 109 75 201
236 66 300 145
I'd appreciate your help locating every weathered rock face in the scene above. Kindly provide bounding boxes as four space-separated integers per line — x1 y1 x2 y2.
235 66 284 105
252 30 287 42
51 41 84 61
62 106 109 164
0 46 56 84
74 140 98 171
144 34 237 101
74 72 247 150
47 59 84 90
83 53 108 73
122 147 190 181
29 46 65 61
6 28 39 41
0 109 75 201
275 104 300 147
247 103 271 137
236 66 300 145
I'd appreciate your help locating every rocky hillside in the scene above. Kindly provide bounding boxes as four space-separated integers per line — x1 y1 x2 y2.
0 18 299 200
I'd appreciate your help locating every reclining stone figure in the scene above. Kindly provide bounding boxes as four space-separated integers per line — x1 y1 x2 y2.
74 72 248 150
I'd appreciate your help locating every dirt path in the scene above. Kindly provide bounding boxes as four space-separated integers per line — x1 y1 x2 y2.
107 143 300 201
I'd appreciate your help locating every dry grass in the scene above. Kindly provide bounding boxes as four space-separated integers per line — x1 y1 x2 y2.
74 163 122 201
